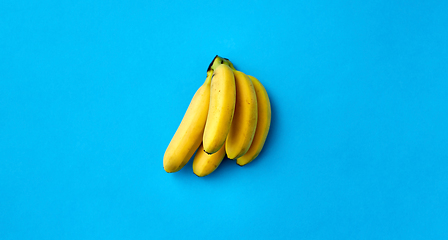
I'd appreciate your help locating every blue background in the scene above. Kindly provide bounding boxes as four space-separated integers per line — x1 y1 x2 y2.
1 0 447 239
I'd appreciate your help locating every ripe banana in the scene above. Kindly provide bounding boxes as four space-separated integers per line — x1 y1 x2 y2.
225 70 258 159
202 64 236 154
236 75 271 166
193 143 226 177
163 56 224 173
164 55 271 175
163 74 211 172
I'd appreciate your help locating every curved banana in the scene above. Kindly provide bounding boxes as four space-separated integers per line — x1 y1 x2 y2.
203 64 236 154
163 56 226 173
163 74 212 172
236 75 271 166
225 71 258 159
193 143 226 177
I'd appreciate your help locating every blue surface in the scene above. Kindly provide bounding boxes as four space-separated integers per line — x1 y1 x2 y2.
1 0 447 239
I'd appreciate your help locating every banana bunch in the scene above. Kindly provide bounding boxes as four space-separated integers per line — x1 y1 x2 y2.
163 55 271 177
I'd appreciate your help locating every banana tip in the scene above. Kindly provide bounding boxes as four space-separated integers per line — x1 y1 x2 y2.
203 149 213 155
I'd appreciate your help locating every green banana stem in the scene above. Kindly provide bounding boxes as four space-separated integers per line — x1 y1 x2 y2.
207 55 237 71
222 58 236 70
205 56 220 81
206 55 237 81
207 55 225 72
204 70 213 83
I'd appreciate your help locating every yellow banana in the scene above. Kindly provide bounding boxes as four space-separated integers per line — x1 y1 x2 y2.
193 143 226 177
203 63 236 154
225 70 258 159
236 75 271 166
163 56 224 173
163 74 211 172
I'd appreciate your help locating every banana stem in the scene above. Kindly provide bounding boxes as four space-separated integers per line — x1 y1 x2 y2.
207 55 237 71
207 55 225 72
222 58 236 70
205 71 213 83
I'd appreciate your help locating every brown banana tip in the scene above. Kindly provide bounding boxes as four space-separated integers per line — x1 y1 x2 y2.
203 149 213 155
